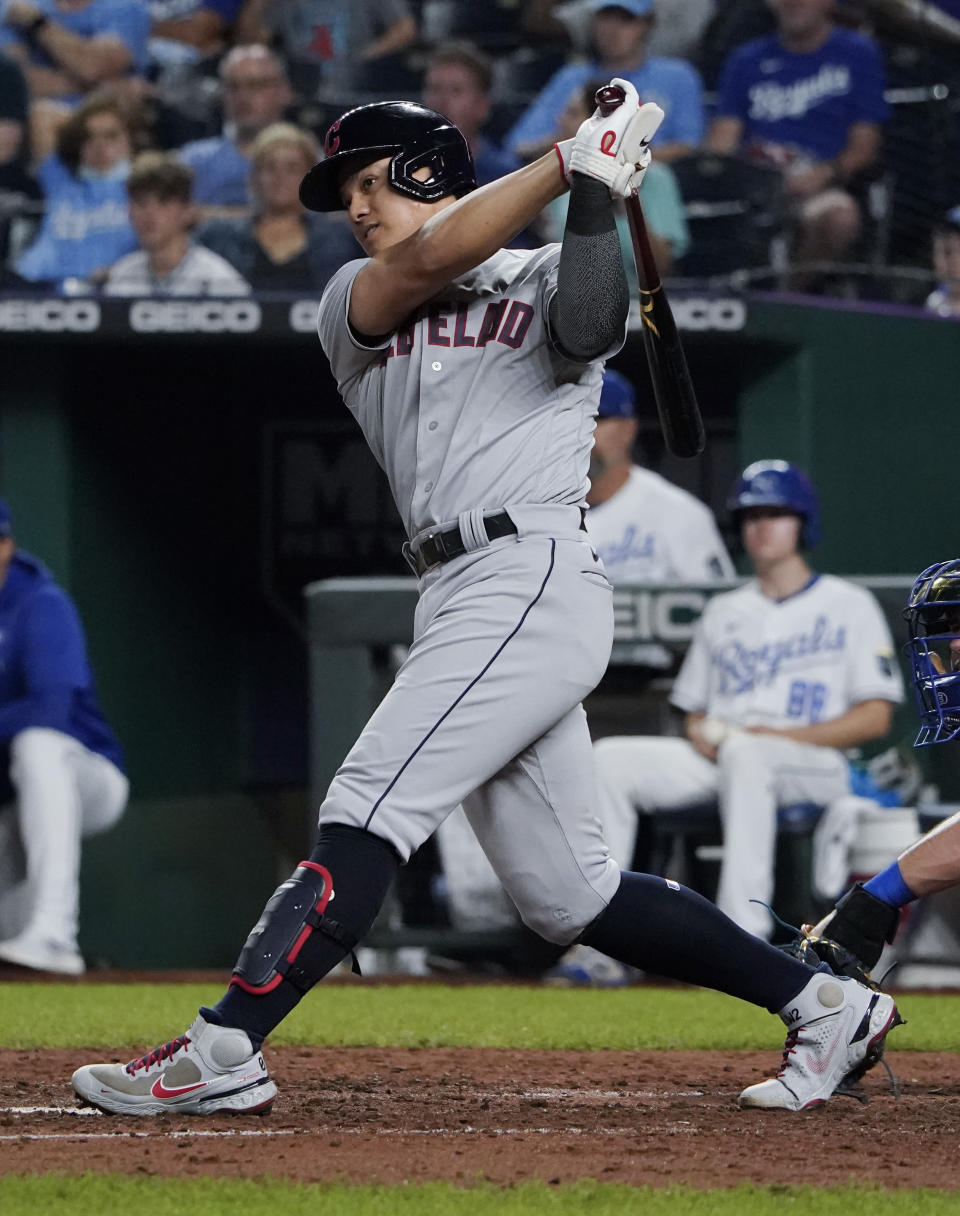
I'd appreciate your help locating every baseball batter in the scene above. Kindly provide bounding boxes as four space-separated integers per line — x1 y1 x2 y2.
593 460 904 943
804 558 960 973
72 89 899 1116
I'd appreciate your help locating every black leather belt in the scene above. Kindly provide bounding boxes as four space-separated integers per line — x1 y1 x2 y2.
407 510 518 577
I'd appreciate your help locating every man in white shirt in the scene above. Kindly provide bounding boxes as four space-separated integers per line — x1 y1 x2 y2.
585 368 734 584
104 152 249 296
592 459 904 943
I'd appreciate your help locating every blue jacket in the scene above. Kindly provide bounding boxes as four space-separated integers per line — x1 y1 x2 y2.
0 552 124 770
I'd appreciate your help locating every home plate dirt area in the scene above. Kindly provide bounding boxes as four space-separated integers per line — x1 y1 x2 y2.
2 1047 960 1188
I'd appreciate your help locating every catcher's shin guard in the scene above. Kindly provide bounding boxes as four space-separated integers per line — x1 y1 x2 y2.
824 883 902 971
231 860 358 995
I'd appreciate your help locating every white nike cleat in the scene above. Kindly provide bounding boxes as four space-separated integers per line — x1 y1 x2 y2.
739 972 901 1111
71 1015 277 1116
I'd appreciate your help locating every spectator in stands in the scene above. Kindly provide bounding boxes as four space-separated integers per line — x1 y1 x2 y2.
148 0 243 70
422 42 518 187
177 43 290 211
706 0 888 288
0 47 43 269
0 497 128 976
504 0 704 164
540 77 689 275
15 87 139 291
0 45 27 173
421 40 542 248
925 205 960 318
694 0 775 91
0 0 149 163
103 151 248 295
196 121 354 291
233 0 416 96
522 0 716 61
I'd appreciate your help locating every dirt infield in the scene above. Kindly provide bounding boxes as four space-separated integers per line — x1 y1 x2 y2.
3 1046 960 1189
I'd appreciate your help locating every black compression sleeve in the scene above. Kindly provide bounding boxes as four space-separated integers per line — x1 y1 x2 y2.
550 173 630 362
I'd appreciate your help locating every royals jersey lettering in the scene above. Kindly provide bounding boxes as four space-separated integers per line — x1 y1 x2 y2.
585 466 734 585
671 574 903 726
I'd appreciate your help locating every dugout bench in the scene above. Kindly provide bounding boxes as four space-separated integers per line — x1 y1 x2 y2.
305 575 919 966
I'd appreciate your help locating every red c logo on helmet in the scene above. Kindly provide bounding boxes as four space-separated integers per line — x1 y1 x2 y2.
600 130 617 157
325 121 341 156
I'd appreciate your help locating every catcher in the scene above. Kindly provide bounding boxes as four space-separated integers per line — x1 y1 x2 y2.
799 558 960 982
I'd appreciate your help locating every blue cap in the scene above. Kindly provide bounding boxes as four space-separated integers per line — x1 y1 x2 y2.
0 498 11 538
593 0 654 17
598 369 637 418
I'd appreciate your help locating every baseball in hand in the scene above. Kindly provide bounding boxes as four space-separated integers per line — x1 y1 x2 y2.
699 717 729 747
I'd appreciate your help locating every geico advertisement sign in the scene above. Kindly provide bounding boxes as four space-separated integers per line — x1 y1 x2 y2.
630 297 746 332
289 300 323 332
0 299 100 331
612 587 715 642
129 300 262 333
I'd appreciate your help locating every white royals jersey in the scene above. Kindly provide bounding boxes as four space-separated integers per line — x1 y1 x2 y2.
585 466 734 586
670 574 904 727
317 247 623 539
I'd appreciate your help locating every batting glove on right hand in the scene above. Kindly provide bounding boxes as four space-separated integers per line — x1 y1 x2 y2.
568 78 664 198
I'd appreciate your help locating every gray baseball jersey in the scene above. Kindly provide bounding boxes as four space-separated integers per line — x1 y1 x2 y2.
314 245 626 942
318 247 604 538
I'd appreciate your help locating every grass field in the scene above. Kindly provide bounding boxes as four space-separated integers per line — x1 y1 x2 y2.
4 1177 960 1216
1 981 956 1051
2 981 958 1213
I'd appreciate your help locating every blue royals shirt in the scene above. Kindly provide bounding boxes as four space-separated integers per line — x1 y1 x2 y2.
715 28 888 162
16 155 136 287
0 0 149 79
178 135 251 206
0 553 123 770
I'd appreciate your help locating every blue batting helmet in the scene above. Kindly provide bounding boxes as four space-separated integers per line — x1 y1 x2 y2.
904 559 960 746
726 459 821 548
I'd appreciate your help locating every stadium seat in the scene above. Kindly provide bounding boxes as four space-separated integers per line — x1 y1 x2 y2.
670 152 786 280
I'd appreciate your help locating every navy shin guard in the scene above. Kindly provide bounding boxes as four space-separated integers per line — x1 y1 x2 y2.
210 824 400 1046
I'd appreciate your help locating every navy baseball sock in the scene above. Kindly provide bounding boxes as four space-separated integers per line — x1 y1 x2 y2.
204 824 400 1049
582 871 814 1013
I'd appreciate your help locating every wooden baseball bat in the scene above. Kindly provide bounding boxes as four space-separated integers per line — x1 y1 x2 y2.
595 86 705 458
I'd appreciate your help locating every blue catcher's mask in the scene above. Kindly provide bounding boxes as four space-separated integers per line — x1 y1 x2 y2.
904 558 960 745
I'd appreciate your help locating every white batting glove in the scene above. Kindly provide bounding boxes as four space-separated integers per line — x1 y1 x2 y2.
553 137 574 185
568 78 665 198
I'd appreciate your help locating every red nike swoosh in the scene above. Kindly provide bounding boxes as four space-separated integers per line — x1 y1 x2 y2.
151 1076 207 1098
806 1033 841 1075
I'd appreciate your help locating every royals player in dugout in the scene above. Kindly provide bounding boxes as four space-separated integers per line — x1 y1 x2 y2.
72 83 901 1116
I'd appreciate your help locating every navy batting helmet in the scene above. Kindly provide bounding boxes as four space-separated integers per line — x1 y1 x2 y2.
726 459 821 548
300 100 476 213
904 559 960 745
